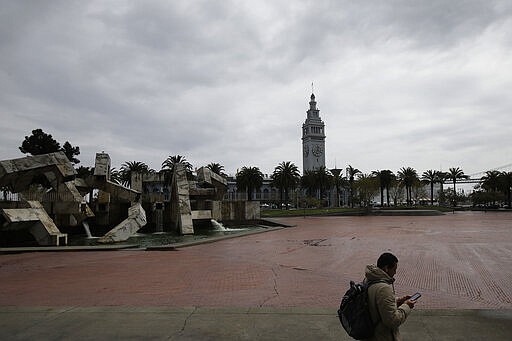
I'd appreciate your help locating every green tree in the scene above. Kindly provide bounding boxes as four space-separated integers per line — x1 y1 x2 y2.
388 178 404 206
436 171 449 205
470 190 502 207
76 166 93 179
331 168 348 207
109 167 123 185
206 162 225 176
19 129 80 164
397 167 418 206
61 141 80 164
19 129 60 155
75 166 94 203
498 171 512 208
162 155 193 181
316 166 333 205
447 167 469 206
354 173 379 209
300 167 333 205
301 170 317 198
372 170 395 206
481 170 501 192
236 166 263 201
120 161 150 188
347 165 361 208
382 170 395 206
444 188 467 207
315 166 333 203
479 170 501 206
271 161 301 208
421 170 441 206
412 180 428 205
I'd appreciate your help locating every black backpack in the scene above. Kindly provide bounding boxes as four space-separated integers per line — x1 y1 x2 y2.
337 280 381 340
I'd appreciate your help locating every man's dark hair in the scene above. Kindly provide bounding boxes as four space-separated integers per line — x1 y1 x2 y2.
377 252 398 269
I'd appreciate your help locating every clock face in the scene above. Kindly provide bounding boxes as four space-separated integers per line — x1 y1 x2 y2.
312 145 323 157
303 145 309 157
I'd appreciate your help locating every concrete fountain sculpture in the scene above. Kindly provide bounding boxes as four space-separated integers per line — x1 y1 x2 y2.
0 151 261 247
0 152 146 246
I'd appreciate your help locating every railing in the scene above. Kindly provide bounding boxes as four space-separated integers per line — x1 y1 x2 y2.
0 190 77 202
0 191 20 202
223 192 282 201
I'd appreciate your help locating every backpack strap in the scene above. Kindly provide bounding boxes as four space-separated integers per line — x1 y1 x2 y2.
366 279 388 326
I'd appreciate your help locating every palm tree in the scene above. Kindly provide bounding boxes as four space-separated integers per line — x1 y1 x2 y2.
109 167 123 185
162 155 194 182
381 170 395 207
331 168 348 207
162 155 193 173
271 161 301 208
447 167 469 205
120 161 150 188
481 170 501 192
421 170 440 206
301 170 317 198
236 166 263 201
315 166 333 204
479 170 501 206
372 170 384 206
437 171 449 205
372 170 394 207
397 167 418 206
347 165 361 208
206 162 225 176
300 167 333 206
498 171 512 208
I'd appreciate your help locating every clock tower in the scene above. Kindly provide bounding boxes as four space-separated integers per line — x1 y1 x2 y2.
302 93 326 173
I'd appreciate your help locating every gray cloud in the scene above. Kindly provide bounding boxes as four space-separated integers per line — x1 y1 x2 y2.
1 0 511 179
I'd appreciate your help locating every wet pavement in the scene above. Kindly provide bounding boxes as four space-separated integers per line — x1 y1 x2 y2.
1 211 512 339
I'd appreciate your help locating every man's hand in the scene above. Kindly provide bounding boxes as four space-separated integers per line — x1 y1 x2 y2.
405 299 417 309
397 295 411 307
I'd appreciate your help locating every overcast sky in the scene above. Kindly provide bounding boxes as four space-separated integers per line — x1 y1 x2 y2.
1 0 511 178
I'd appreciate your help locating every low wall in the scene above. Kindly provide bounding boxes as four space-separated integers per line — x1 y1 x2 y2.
221 201 260 221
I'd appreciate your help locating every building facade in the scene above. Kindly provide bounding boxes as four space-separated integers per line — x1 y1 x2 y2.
302 93 326 173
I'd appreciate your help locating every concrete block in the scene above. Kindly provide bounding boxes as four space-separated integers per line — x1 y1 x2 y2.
93 153 110 177
97 203 147 243
192 210 212 220
0 201 67 246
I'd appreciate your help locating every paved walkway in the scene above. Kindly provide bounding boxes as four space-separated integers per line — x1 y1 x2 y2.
1 211 512 339
1 307 511 340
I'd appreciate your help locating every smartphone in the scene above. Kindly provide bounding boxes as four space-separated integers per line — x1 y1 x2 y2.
410 292 421 301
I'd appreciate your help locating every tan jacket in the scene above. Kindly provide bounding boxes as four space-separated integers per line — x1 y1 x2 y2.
363 265 411 341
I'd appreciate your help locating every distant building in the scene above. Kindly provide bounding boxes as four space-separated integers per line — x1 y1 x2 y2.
225 173 282 204
302 93 326 173
224 92 330 207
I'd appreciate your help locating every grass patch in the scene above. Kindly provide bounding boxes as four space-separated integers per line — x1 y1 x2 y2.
261 207 363 217
382 205 454 212
261 206 452 217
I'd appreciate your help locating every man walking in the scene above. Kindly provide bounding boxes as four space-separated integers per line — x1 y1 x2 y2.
364 252 417 341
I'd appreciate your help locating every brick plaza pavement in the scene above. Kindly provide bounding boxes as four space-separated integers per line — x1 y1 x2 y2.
1 211 511 309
